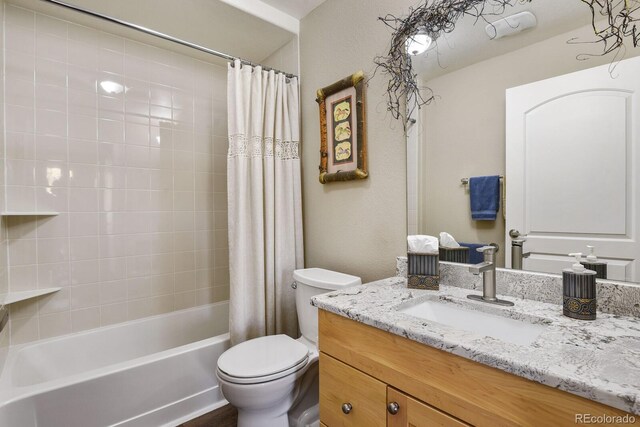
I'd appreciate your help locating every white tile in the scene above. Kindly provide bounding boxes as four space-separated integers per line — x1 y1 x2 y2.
124 56 148 81
70 259 100 285
70 307 101 332
6 132 36 160
68 115 97 140
70 236 99 261
98 50 124 75
99 32 124 53
35 57 66 87
35 108 67 137
98 142 126 166
6 186 36 212
35 84 66 112
6 159 36 186
125 168 150 190
6 23 35 54
69 213 99 237
9 265 38 291
125 122 149 146
100 302 127 326
36 187 68 212
99 189 126 212
125 145 149 168
98 166 127 189
68 139 98 164
38 312 71 339
98 119 124 143
35 135 67 162
6 51 36 82
99 212 127 236
36 214 69 238
38 288 70 314
36 14 67 38
99 279 127 303
68 90 97 116
10 317 39 345
36 32 66 63
69 40 97 70
6 105 35 134
69 188 99 212
68 65 97 93
37 237 69 263
68 163 98 188
6 5 35 29
34 160 68 187
38 262 70 288
6 78 35 108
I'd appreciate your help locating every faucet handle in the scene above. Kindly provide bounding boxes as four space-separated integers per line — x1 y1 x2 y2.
476 245 497 254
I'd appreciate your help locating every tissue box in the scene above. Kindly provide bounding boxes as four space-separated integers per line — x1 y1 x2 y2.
439 246 470 263
407 253 439 290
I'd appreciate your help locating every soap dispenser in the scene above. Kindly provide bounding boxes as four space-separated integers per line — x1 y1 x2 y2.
563 253 597 320
580 245 608 279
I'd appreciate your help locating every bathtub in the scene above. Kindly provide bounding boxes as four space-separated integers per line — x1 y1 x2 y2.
0 301 230 427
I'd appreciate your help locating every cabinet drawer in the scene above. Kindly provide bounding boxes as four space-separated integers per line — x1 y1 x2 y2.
388 387 471 427
319 352 387 426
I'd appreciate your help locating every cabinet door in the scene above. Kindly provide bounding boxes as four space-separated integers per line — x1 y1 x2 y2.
319 352 386 426
387 387 470 427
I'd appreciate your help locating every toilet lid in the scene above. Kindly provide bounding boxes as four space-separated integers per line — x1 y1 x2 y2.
218 335 309 379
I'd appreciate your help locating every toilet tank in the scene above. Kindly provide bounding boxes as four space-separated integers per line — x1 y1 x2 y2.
292 268 361 345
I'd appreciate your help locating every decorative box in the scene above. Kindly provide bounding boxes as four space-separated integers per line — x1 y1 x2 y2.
438 246 470 264
407 252 439 290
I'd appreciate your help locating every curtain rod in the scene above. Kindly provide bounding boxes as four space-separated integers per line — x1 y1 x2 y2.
40 0 298 79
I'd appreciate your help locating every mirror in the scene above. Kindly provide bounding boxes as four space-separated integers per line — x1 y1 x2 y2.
408 0 640 284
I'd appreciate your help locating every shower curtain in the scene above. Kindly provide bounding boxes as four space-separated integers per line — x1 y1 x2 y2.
227 59 304 345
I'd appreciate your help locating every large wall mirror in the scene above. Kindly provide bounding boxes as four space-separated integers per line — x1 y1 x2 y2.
407 0 640 284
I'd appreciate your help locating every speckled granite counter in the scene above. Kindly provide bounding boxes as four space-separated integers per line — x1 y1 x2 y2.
312 277 640 415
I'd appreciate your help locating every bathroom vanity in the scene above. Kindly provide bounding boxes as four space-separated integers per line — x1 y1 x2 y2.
313 272 640 426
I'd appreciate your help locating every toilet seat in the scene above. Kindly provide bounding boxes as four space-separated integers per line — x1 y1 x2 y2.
217 335 309 385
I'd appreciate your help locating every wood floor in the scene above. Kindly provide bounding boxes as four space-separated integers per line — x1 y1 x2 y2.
179 404 238 427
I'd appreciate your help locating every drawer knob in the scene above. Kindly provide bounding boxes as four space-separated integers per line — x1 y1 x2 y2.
341 403 353 414
387 401 400 415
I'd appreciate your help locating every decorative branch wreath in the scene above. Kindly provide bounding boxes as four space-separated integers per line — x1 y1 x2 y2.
372 0 640 126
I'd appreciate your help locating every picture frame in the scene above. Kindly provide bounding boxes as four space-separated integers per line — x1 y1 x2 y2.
315 71 368 184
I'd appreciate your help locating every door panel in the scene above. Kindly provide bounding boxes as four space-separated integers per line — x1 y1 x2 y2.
319 352 386 427
387 387 470 427
506 56 640 281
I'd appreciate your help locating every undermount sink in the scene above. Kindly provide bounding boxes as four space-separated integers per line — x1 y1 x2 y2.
399 299 547 346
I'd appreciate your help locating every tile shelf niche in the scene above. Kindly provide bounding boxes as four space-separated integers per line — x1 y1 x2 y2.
1 288 62 305
0 212 59 216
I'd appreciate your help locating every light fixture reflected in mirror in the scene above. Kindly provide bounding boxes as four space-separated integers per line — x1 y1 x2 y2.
99 80 125 95
406 32 432 56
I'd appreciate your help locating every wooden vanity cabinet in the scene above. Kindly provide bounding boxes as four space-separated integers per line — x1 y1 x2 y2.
318 309 638 427
319 352 466 427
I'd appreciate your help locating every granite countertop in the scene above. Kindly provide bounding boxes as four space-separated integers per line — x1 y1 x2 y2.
312 277 640 415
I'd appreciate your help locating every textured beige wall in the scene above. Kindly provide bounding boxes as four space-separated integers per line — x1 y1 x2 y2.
419 24 640 267
261 37 299 76
300 0 411 283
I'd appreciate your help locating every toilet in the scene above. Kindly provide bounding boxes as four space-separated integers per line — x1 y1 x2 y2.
216 268 361 427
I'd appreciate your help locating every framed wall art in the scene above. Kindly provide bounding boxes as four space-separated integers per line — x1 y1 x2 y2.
316 71 368 184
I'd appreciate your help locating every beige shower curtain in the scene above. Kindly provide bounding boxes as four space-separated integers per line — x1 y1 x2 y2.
227 59 303 346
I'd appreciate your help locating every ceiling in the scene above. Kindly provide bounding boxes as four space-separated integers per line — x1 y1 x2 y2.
13 0 296 66
259 0 326 19
413 0 595 79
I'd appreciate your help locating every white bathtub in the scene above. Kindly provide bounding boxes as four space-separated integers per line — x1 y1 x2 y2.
0 302 230 427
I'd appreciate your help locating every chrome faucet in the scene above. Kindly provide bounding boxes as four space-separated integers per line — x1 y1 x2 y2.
467 246 514 307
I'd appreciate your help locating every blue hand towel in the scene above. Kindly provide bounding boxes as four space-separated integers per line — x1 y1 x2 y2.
469 175 500 221
459 243 487 264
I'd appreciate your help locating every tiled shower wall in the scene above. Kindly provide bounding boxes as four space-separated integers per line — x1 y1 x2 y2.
3 4 229 344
